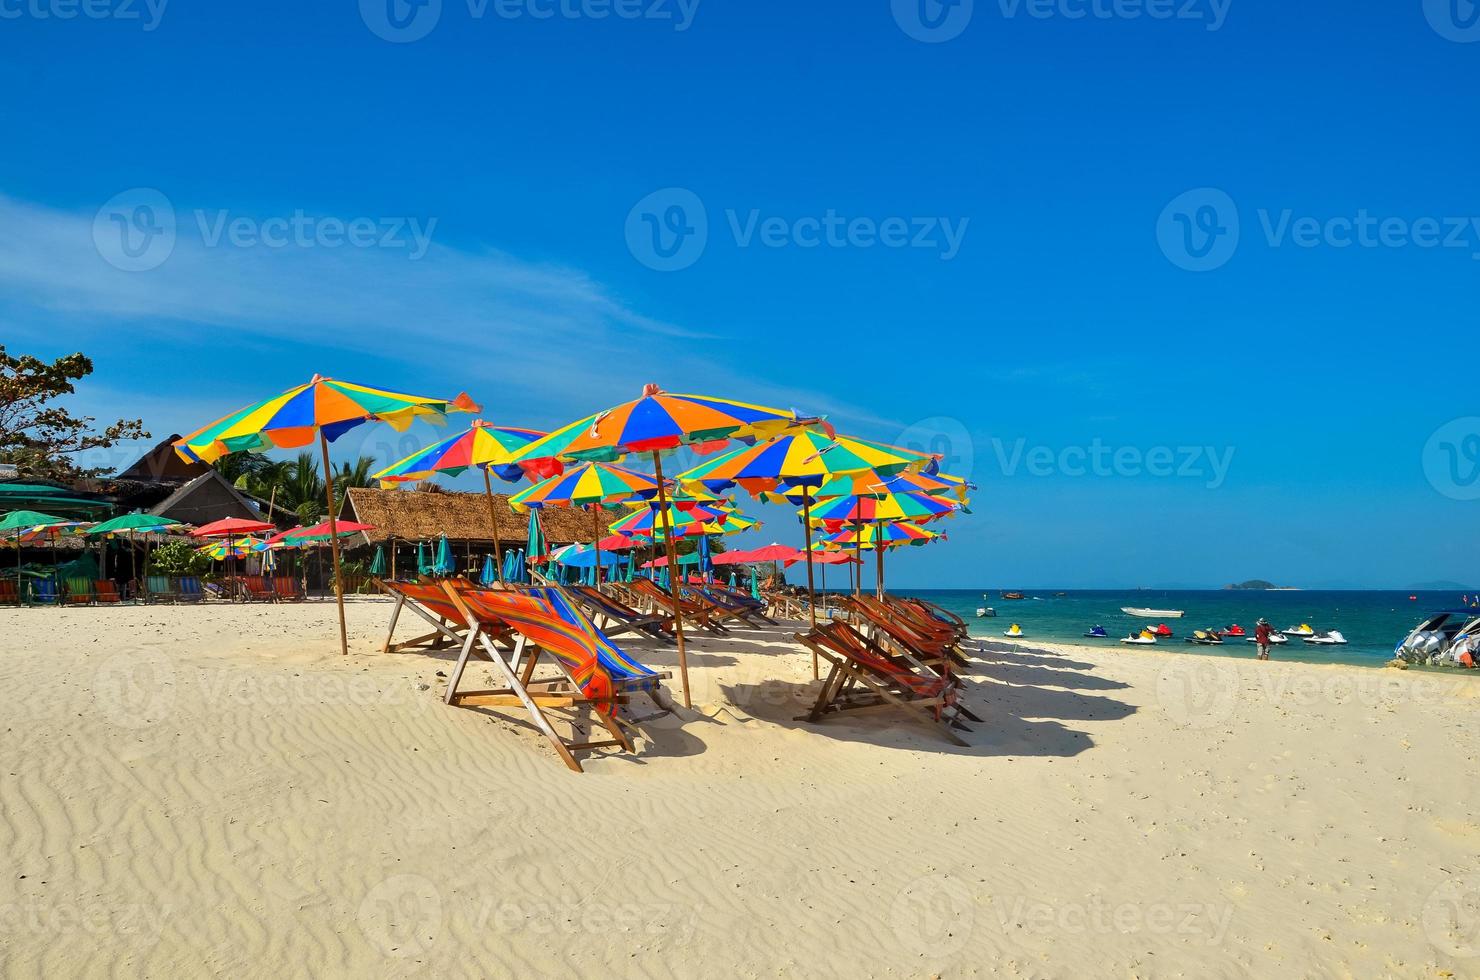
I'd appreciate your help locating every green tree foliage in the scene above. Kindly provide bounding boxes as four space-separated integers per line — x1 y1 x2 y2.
146 539 212 577
0 346 149 479
216 451 378 523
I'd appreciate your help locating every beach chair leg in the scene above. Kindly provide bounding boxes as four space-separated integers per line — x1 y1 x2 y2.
803 660 845 722
444 628 495 706
479 635 583 773
382 595 406 653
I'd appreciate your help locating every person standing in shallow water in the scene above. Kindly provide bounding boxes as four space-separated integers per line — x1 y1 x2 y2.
1254 618 1274 661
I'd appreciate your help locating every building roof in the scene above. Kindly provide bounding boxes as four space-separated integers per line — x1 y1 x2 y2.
116 434 210 484
345 486 599 545
148 469 266 526
0 481 112 518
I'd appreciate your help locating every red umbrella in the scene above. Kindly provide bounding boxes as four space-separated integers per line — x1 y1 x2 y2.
190 517 276 538
743 543 807 566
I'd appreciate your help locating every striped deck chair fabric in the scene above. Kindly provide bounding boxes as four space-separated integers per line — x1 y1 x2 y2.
0 580 18 605
177 577 205 602
94 581 123 604
65 578 94 604
144 575 174 602
521 586 669 693
30 578 60 604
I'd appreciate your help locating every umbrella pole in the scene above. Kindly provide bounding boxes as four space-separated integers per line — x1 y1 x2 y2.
875 521 885 598
320 432 349 656
854 526 863 596
482 469 505 583
583 506 594 592
800 493 818 678
651 452 691 709
130 531 137 602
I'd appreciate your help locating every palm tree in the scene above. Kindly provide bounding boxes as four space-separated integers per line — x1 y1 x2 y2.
331 456 377 516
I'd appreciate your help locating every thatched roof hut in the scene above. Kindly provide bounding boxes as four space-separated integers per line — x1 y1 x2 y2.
345 486 598 547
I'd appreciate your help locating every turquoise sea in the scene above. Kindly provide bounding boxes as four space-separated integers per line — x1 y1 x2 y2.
890 589 1480 668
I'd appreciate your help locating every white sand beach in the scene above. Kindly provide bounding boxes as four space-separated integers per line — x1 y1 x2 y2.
3 598 1479 977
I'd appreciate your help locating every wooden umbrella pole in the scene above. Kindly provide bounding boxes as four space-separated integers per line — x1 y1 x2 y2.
482 469 505 583
800 492 818 679
591 504 603 590
319 432 349 656
651 452 691 709
875 521 885 598
854 524 863 595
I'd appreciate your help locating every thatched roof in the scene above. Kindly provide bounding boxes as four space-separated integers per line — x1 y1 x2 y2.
345 487 599 546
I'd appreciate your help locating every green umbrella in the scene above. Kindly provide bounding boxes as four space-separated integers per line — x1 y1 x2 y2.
433 534 455 577
369 545 387 577
0 510 76 603
416 540 430 577
85 514 186 600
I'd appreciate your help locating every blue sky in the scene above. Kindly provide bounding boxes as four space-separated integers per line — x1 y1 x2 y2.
1 0 1476 588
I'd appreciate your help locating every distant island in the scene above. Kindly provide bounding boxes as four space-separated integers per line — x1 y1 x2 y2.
1223 580 1298 591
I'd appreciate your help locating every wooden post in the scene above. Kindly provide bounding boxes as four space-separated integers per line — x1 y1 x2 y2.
481 468 505 582
800 492 818 679
651 452 691 709
320 432 349 656
875 521 886 598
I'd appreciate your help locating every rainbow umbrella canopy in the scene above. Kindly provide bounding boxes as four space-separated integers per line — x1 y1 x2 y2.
676 431 939 647
805 490 963 529
766 469 974 504
818 520 942 596
198 536 266 560
505 383 828 709
372 420 545 583
175 375 478 655
609 503 756 539
509 462 668 588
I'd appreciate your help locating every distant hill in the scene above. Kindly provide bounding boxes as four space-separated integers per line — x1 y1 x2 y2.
1410 580 1470 592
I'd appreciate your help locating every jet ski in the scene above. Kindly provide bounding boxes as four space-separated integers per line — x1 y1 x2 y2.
1246 631 1288 644
1121 629 1157 645
1083 625 1109 638
1150 623 1174 638
1003 623 1024 638
976 606 997 618
1224 624 1247 637
1284 623 1316 637
1304 630 1347 646
1187 629 1223 645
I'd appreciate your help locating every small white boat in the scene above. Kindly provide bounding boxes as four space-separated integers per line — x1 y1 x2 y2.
1246 631 1289 644
1304 630 1347 646
976 606 997 618
1122 607 1184 619
1284 623 1316 637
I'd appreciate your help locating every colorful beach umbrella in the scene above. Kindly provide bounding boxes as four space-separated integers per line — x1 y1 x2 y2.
766 469 974 504
506 384 829 708
0 510 84 597
86 513 187 595
198 536 265 560
372 420 546 582
175 376 478 654
805 491 962 529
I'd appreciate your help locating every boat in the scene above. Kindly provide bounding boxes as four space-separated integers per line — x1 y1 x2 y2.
1083 625 1109 638
1224 624 1247 637
1284 623 1316 637
1122 607 1184 618
1054 591 1067 597
1395 611 1480 666
1188 629 1223 645
1304 630 1347 646
1003 623 1024 638
1121 629 1157 645
976 606 997 618
1149 623 1174 638
1003 592 1026 600
1246 631 1288 644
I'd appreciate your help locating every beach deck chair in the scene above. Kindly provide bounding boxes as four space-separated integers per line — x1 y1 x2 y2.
143 575 175 603
65 577 95 605
29 577 60 605
272 577 305 602
626 577 729 634
376 579 514 655
567 585 675 642
796 622 980 745
93 581 123 604
177 577 206 603
0 580 18 606
240 575 275 602
846 596 968 671
439 582 654 772
694 585 779 627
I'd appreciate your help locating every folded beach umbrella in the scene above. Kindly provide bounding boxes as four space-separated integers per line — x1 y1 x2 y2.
369 545 387 577
416 540 431 577
175 376 477 654
433 534 455 577
504 383 828 709
479 554 497 586
372 420 545 581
